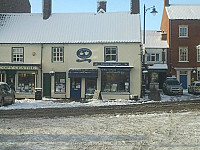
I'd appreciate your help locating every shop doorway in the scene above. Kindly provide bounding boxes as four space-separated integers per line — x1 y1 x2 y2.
43 73 51 98
70 78 81 99
180 74 187 89
6 71 16 90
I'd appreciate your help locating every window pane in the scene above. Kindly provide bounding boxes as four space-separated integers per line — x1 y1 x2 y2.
105 47 117 62
17 73 35 93
55 73 66 93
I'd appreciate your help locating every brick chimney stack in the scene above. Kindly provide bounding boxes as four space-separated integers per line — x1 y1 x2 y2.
130 0 140 14
164 0 170 7
97 0 107 13
43 0 52 20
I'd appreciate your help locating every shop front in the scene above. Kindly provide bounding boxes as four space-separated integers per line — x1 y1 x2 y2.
68 69 98 99
0 63 41 99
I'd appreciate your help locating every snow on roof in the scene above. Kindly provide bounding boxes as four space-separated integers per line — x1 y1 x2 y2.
166 4 200 20
148 64 168 70
0 12 141 44
143 30 169 48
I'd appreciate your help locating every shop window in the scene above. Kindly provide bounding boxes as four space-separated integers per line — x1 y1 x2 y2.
179 25 188 38
17 73 35 93
105 47 118 62
179 47 188 62
55 72 66 93
197 46 200 62
12 47 24 63
85 78 97 95
102 71 130 92
0 73 5 82
52 47 64 62
198 71 200 81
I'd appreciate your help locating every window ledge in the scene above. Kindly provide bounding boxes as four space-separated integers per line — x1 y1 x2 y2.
178 61 189 63
101 92 130 95
54 92 66 94
178 36 189 39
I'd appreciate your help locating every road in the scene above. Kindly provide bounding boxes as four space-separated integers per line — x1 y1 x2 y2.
1 100 200 119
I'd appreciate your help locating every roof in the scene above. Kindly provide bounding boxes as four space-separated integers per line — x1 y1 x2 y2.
0 12 141 44
143 30 169 49
166 4 200 20
148 64 168 70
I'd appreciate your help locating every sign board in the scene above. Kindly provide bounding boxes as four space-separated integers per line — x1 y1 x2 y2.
92 90 102 100
0 65 39 70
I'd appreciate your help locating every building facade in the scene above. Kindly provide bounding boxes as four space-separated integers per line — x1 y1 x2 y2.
161 0 200 89
0 0 142 99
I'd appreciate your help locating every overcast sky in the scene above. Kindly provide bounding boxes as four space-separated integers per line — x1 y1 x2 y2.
29 0 200 30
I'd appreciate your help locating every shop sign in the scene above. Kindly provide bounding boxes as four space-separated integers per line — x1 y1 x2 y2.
93 62 129 66
76 48 92 63
0 65 39 70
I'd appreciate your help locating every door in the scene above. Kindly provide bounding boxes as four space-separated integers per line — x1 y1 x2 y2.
180 75 187 89
70 78 81 99
43 73 51 98
6 71 16 91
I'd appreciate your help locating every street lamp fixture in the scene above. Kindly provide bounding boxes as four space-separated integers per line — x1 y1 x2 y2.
142 4 158 98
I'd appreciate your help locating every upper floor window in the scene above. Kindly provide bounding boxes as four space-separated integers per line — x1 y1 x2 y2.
147 53 160 62
52 47 64 62
197 46 200 62
179 25 188 38
179 47 188 62
12 47 24 63
105 47 118 62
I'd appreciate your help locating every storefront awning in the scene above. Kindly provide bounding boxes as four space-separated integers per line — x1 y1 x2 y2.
68 69 98 78
99 66 134 72
148 64 168 70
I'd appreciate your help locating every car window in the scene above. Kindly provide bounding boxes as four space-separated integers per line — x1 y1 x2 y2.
167 80 180 85
196 83 200 86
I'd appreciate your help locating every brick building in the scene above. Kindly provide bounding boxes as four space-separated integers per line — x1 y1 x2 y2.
161 0 200 88
0 0 31 13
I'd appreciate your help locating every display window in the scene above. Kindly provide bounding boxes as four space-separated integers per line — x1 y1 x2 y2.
17 73 35 93
85 78 97 95
55 72 66 93
101 71 130 92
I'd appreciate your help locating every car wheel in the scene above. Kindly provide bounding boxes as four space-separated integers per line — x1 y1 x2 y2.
0 98 4 107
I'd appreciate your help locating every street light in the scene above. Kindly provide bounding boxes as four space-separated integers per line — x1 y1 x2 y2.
142 4 158 98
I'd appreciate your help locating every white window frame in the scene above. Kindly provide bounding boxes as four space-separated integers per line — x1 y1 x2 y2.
12 47 24 63
146 53 160 62
179 47 188 62
52 47 64 63
197 46 200 62
179 25 188 38
104 46 118 62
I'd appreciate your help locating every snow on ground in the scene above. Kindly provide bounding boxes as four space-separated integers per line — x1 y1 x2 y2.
0 111 200 149
0 90 200 110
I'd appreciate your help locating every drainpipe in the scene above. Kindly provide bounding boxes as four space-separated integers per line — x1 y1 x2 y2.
41 44 43 89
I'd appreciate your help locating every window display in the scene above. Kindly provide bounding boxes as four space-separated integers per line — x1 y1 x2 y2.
0 73 5 82
55 72 66 93
102 71 130 92
17 73 35 93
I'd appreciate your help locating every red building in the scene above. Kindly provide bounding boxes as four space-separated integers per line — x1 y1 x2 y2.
161 0 200 89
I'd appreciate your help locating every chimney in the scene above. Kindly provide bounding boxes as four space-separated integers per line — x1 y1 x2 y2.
43 0 52 20
161 32 167 40
97 0 107 13
130 0 140 14
164 0 170 7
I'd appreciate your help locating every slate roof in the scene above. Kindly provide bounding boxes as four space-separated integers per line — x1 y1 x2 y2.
166 4 200 20
143 30 169 49
0 12 141 44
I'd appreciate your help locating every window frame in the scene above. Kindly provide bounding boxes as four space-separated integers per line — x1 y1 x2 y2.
197 46 200 62
179 47 188 62
12 47 24 63
146 53 160 62
179 25 188 38
52 47 64 63
104 46 118 62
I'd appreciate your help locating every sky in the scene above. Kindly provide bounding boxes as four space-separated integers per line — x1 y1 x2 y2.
29 0 200 30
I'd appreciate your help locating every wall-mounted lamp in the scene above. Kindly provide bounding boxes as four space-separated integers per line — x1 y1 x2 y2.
49 71 55 76
192 70 196 74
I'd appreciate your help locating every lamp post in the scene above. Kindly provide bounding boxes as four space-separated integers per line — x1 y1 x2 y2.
142 4 158 98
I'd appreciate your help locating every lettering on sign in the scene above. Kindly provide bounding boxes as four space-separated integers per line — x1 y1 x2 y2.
0 66 38 70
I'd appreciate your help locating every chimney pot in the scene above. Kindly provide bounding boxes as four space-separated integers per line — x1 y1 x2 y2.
164 0 170 7
130 0 140 14
43 0 52 20
97 0 107 13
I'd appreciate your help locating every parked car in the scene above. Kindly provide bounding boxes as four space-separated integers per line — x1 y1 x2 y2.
163 78 183 95
0 82 15 106
188 81 200 94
